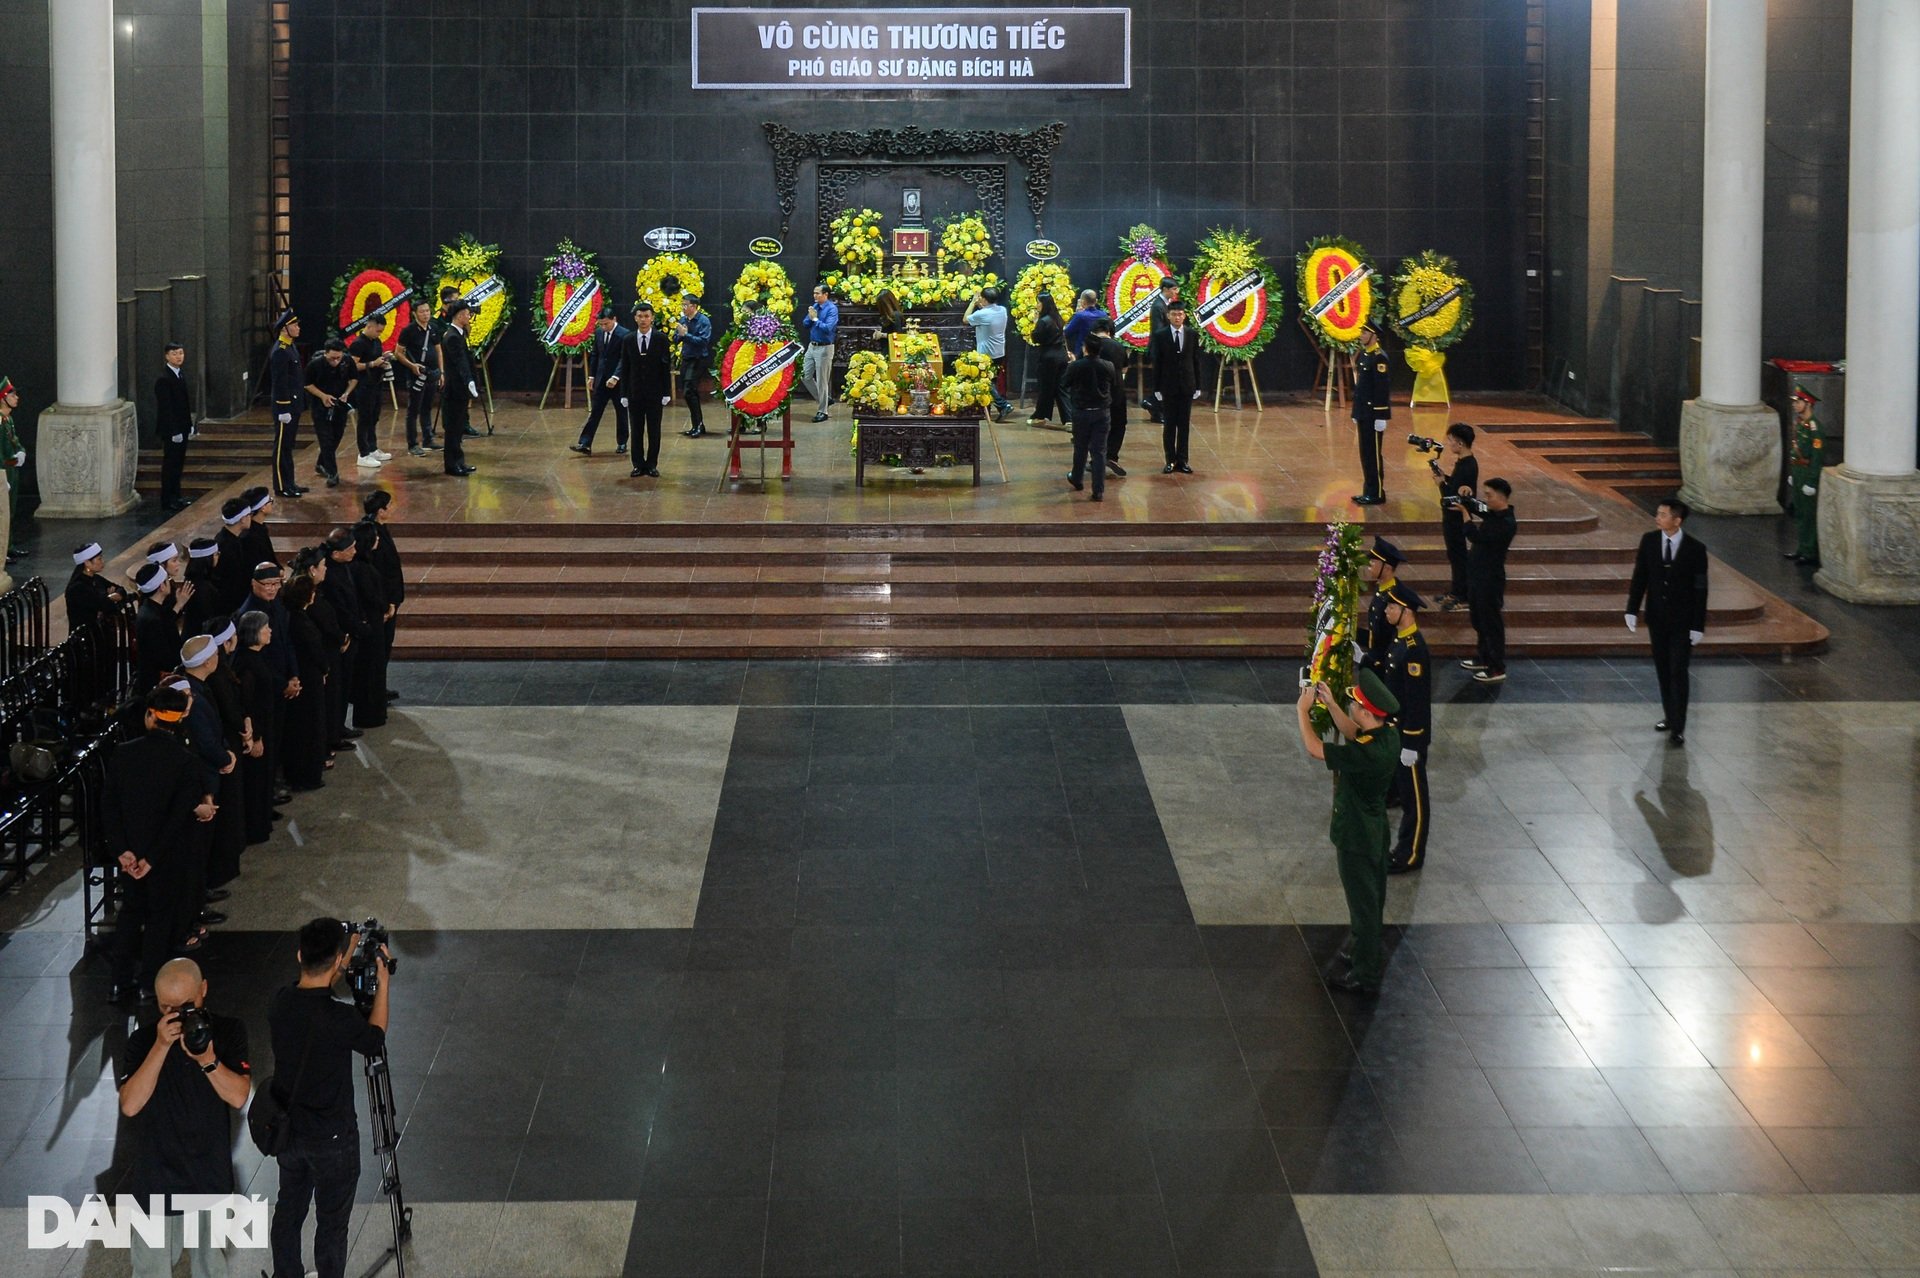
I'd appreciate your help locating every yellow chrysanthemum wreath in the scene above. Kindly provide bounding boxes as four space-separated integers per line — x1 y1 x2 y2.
939 351 996 414
1389 249 1474 350
731 259 796 320
938 213 992 271
634 252 705 366
829 208 885 273
1011 262 1074 343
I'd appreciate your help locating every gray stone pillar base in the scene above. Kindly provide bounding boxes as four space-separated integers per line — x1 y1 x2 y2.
1813 466 1920 604
35 400 139 517
1678 399 1783 515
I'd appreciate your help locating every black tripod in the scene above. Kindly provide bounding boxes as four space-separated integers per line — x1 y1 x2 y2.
357 1047 412 1278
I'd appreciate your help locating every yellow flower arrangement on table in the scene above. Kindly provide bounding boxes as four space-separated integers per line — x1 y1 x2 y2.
1388 249 1474 405
1011 262 1074 342
895 330 941 365
731 259 796 319
829 208 885 273
938 213 992 271
938 351 995 415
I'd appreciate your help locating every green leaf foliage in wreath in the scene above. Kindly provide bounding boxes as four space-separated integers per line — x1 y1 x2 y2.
1388 249 1475 351
433 233 514 354
1183 227 1284 362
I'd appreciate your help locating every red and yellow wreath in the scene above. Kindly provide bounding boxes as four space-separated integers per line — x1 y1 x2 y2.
330 260 416 351
718 310 800 423
1298 235 1383 353
1105 223 1174 349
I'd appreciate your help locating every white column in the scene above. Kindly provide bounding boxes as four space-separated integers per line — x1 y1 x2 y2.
1841 0 1920 477
49 0 120 407
1814 0 1920 603
1697 0 1767 407
1678 0 1780 515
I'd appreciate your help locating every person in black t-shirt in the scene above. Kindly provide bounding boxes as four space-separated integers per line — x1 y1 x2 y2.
1432 422 1480 610
304 340 358 488
266 917 391 1278
1460 477 1518 684
117 957 251 1278
345 314 392 466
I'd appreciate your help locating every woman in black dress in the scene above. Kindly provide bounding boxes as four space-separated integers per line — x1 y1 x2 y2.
279 569 330 790
230 610 285 843
1027 292 1070 428
348 520 391 731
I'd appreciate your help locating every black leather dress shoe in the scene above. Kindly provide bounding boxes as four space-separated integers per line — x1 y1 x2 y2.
1669 731 1686 747
1327 969 1380 995
387 691 400 702
1163 463 1176 474
1655 720 1669 732
631 468 644 478
463 426 481 438
1066 474 1083 491
1107 461 1126 476
205 887 231 903
616 444 628 454
1176 463 1193 474
198 909 228 926
646 467 661 478
341 728 364 740
812 412 829 423
569 443 591 455
272 788 293 804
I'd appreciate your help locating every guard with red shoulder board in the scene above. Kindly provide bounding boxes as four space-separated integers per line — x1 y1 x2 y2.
1380 581 1432 874
1786 383 1824 567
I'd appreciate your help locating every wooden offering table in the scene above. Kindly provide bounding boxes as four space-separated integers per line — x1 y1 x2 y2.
854 413 985 487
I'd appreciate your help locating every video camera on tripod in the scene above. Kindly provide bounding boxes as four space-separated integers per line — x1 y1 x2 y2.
340 917 395 1013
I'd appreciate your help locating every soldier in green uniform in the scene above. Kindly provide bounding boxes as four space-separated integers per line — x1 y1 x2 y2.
1295 666 1402 994
0 375 27 563
1785 384 1824 566
1380 582 1433 874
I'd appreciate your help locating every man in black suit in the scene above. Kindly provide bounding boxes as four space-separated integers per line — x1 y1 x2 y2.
1626 496 1709 745
570 308 630 456
1149 299 1201 474
1351 325 1391 505
440 302 478 476
154 343 194 511
624 302 674 479
1144 275 1179 423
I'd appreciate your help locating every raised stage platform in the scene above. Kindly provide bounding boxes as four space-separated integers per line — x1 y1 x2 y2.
106 393 1827 659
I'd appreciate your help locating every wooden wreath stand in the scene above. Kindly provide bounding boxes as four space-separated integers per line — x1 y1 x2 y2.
474 339 500 434
1212 358 1263 412
723 404 794 486
1299 318 1354 416
539 351 587 411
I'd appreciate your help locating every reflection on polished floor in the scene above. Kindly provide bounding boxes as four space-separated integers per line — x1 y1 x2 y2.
0 652 1915 1275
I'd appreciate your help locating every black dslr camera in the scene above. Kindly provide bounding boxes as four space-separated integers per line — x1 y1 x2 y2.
1443 494 1490 516
339 917 395 1012
174 1002 214 1056
1407 434 1445 455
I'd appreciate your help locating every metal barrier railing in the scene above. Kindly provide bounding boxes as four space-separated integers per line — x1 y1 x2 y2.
0 577 51 678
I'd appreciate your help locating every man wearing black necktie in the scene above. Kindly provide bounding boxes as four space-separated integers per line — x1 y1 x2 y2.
623 302 674 479
1626 497 1709 746
570 308 631 456
154 343 195 512
1148 300 1201 473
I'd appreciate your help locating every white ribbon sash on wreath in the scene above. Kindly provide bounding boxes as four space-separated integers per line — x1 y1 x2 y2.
542 278 601 346
1305 265 1372 320
1113 291 1157 334
357 286 414 326
1194 270 1265 327
723 340 804 406
461 275 505 308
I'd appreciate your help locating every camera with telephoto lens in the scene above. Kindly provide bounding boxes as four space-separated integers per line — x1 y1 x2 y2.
1443 494 1490 516
339 918 395 1012
1407 433 1445 455
174 1002 213 1056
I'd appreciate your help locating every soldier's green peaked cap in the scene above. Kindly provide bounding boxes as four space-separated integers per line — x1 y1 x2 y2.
1351 668 1400 718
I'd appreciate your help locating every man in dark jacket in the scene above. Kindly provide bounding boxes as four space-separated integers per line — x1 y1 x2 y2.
104 686 218 1003
1626 496 1710 745
304 339 359 488
1460 478 1517 684
440 302 478 475
1148 299 1201 474
1091 318 1131 476
155 343 195 511
570 308 631 455
64 541 123 635
624 301 675 478
675 294 713 438
1060 342 1123 502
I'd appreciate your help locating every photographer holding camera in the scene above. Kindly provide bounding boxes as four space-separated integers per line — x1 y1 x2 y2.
266 918 392 1278
117 957 251 1278
1419 424 1479 609
1458 477 1517 684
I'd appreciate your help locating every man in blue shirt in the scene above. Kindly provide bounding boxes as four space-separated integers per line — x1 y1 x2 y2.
963 286 1013 421
802 284 839 423
675 294 713 438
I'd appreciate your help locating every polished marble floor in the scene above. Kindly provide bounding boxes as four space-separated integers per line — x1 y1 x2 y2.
0 657 1916 1276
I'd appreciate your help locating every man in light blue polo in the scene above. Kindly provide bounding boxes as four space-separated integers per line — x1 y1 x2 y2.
963 286 1012 421
801 283 840 423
